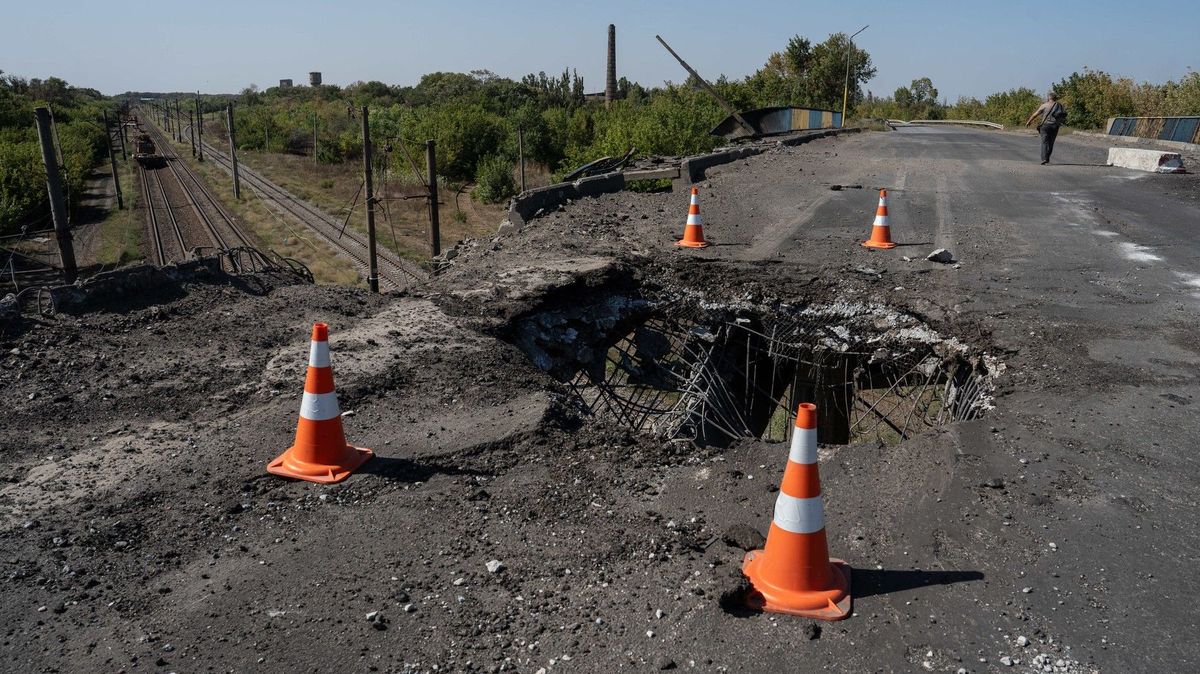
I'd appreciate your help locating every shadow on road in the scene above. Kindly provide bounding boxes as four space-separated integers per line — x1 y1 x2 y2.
854 568 985 598
359 455 492 482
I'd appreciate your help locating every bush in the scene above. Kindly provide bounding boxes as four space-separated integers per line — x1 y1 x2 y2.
473 154 516 204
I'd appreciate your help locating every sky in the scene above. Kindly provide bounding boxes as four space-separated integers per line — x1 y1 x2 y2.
2 0 1196 100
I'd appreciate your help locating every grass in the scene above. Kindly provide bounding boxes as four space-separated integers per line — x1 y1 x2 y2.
153 123 360 285
93 157 143 267
215 147 504 267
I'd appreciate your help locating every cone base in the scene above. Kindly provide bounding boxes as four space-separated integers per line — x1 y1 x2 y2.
862 240 897 250
267 444 374 484
676 239 710 248
741 552 852 621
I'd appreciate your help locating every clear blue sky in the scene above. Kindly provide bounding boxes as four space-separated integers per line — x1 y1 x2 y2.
2 0 1195 99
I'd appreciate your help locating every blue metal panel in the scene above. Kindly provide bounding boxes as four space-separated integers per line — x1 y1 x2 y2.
1171 118 1198 143
1159 118 1179 141
834 112 843 128
808 110 822 129
1109 118 1131 135
782 108 793 130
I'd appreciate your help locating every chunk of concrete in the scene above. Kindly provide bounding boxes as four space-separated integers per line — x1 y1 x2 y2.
1107 147 1186 173
926 248 955 264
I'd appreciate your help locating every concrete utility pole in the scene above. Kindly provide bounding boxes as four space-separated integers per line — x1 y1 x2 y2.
517 127 526 193
313 113 318 164
361 106 379 293
605 24 617 108
102 110 123 210
195 95 204 162
175 99 183 142
226 103 240 199
426 140 440 257
34 107 77 284
655 34 758 138
188 111 195 157
841 25 869 127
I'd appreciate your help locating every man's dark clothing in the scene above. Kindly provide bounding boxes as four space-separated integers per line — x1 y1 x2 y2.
1035 101 1063 163
1039 123 1059 163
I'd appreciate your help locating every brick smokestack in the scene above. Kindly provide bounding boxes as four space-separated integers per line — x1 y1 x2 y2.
605 24 617 108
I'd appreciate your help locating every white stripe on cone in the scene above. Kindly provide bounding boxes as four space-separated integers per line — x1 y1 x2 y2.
788 427 818 465
299 391 341 421
773 492 826 534
308 340 331 368
687 213 702 226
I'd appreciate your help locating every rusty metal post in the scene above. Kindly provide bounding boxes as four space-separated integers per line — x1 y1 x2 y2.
34 107 77 283
226 103 240 199
102 110 123 210
361 106 379 293
426 139 440 257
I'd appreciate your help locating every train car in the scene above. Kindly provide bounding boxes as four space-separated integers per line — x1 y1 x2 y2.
133 133 165 168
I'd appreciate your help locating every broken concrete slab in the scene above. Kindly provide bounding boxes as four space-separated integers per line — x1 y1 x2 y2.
1106 147 1186 173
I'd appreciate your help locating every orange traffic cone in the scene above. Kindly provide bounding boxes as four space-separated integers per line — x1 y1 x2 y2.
267 322 373 484
742 402 852 620
676 186 710 248
862 188 897 249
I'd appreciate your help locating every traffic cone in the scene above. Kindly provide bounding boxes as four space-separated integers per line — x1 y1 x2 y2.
267 322 373 484
862 188 897 249
742 402 852 620
676 186 710 248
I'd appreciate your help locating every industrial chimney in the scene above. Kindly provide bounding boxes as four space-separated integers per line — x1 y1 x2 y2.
309 71 322 86
605 24 617 108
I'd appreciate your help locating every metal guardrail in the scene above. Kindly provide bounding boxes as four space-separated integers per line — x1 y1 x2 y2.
1106 117 1200 145
887 119 1005 130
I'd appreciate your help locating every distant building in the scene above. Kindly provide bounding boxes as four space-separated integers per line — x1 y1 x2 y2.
309 72 322 86
279 79 293 89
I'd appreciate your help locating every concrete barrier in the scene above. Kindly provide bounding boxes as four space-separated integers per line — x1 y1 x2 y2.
1106 147 1187 174
505 128 858 229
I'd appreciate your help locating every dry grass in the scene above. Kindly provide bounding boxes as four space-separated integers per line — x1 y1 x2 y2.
93 158 144 267
235 150 505 265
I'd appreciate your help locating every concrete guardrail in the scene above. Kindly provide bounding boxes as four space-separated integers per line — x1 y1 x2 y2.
503 128 857 229
887 119 1004 130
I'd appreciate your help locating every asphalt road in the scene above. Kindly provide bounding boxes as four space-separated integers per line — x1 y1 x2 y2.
705 126 1200 671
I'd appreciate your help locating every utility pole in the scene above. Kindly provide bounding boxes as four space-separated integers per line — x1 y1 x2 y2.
188 111 196 157
841 25 869 127
117 113 127 161
517 126 526 192
312 113 318 164
655 35 758 138
195 94 204 162
226 103 240 199
361 106 379 293
34 107 77 284
426 140 440 257
175 99 183 142
102 110 124 210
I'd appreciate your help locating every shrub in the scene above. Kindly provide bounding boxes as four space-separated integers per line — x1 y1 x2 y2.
474 154 516 204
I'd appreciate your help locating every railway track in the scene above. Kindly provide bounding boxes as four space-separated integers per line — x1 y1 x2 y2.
193 136 426 292
140 119 254 258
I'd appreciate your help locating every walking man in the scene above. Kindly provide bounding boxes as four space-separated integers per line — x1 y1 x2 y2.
1025 92 1066 164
